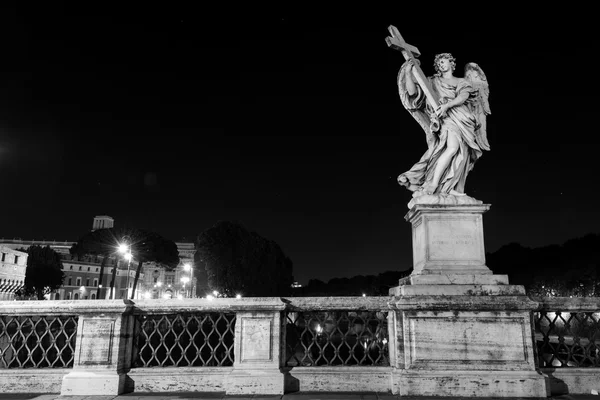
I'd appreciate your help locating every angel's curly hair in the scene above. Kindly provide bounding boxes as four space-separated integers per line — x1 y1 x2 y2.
433 53 456 75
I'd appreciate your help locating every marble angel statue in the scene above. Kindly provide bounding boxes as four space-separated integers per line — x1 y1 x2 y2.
396 53 490 198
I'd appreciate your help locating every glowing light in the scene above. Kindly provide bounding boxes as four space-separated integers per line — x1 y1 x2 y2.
177 294 183 300
181 276 190 284
212 290 219 296
156 282 162 287
118 243 129 254
183 263 191 271
236 294 242 299
124 252 133 261
362 293 366 297
206 294 214 301
315 324 323 333
144 291 151 299
162 293 171 299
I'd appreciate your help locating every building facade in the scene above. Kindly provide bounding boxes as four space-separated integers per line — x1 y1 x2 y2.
0 216 197 300
0 246 28 300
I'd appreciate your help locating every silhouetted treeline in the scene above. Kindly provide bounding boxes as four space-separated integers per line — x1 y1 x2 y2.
293 269 412 296
487 233 600 297
294 233 600 297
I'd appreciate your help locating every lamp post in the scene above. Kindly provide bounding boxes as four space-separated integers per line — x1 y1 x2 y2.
118 242 133 300
183 262 194 298
181 276 190 298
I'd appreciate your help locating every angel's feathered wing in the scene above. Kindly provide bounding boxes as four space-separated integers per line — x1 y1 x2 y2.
464 62 490 151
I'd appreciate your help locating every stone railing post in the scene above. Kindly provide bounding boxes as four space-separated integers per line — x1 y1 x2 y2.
61 300 133 395
225 298 286 395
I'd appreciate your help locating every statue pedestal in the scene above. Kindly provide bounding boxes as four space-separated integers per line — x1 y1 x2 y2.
389 199 549 397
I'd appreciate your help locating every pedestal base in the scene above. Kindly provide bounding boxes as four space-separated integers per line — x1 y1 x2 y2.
61 370 126 395
393 370 550 398
225 368 285 395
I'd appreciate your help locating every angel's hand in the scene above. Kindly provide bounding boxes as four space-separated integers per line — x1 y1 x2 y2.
436 104 450 117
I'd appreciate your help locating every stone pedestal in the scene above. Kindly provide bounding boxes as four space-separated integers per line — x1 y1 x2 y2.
225 304 286 395
389 199 550 397
61 301 133 396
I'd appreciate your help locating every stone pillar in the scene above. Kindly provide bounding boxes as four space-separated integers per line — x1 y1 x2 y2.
61 300 133 395
389 198 549 397
225 299 286 395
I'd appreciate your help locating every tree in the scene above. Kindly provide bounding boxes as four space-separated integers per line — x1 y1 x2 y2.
488 233 600 297
195 221 294 297
71 227 179 299
17 245 65 300
128 230 180 299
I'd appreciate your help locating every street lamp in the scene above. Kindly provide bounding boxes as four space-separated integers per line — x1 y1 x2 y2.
181 276 190 298
118 242 133 300
183 262 194 298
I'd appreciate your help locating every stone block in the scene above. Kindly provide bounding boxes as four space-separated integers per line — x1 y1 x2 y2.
393 370 549 397
406 204 492 276
61 371 126 395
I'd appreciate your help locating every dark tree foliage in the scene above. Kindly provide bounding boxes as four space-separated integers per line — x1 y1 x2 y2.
71 227 179 299
129 231 180 298
194 221 293 297
17 245 65 300
297 269 412 296
487 233 600 297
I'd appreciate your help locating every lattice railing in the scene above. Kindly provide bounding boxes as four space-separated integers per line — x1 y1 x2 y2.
285 310 389 367
131 312 235 367
0 315 78 368
535 310 600 367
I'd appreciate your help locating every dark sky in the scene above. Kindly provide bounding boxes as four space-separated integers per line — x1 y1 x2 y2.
0 5 597 284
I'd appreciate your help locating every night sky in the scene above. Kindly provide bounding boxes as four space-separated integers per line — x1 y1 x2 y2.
0 5 597 285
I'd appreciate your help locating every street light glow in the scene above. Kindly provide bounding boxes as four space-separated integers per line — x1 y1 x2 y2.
124 252 133 261
183 263 191 271
118 243 129 253
236 294 242 299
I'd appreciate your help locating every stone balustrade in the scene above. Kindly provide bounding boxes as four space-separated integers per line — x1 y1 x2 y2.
0 296 598 396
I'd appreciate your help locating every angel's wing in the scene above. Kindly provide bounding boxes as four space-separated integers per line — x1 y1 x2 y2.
464 62 490 151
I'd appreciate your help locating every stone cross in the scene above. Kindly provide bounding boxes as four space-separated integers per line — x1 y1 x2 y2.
385 26 439 108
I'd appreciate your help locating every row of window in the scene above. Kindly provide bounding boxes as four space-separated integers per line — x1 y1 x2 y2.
66 277 98 287
0 253 19 264
58 292 97 300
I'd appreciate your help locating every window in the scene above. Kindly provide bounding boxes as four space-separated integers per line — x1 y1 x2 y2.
87 267 90 271
74 293 79 300
93 279 98 287
96 268 99 272
14 256 19 264
78 266 82 271
91 294 96 300
166 275 174 285
70 265 73 270
76 277 81 286
86 278 90 286
68 277 72 286
1 253 5 262
66 293 71 300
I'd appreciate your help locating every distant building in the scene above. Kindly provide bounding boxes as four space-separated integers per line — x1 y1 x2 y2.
0 246 28 300
0 216 197 300
92 216 114 231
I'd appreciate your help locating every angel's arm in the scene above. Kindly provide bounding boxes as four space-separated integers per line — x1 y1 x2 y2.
404 63 417 96
445 90 469 108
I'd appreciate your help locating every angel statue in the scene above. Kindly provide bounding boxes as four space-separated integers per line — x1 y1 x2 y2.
396 52 490 199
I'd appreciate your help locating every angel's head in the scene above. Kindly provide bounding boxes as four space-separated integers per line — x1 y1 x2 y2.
433 53 456 75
